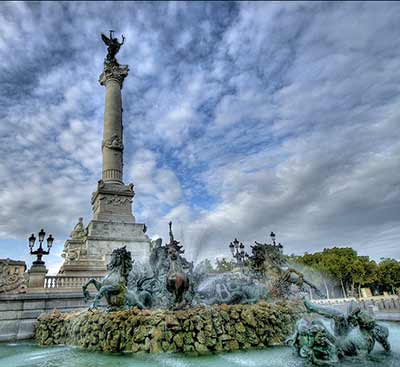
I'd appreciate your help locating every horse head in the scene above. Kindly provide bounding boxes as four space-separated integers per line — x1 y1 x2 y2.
107 246 133 281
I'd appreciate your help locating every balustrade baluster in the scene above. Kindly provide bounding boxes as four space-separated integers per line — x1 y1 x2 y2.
41 275 105 289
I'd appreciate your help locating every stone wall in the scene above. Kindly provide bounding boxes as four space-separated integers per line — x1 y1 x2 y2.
35 300 303 354
0 291 88 341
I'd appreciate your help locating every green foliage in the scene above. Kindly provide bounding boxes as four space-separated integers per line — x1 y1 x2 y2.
197 258 214 273
215 257 235 273
295 247 399 297
376 258 400 293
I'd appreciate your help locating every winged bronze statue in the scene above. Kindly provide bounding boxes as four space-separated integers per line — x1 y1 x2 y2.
101 30 125 64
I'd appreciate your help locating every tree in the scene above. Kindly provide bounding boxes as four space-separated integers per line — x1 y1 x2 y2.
296 247 360 298
196 258 214 273
350 257 377 298
295 247 400 298
215 257 235 273
376 258 400 294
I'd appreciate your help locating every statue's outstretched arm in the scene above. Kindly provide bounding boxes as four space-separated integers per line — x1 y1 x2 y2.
304 298 345 319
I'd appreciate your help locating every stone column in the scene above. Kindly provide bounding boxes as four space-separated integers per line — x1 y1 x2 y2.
90 62 136 224
99 63 129 184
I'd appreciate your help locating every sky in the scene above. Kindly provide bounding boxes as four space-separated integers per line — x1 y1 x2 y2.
0 1 399 274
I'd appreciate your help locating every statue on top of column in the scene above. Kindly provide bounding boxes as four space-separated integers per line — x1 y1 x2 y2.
101 30 125 65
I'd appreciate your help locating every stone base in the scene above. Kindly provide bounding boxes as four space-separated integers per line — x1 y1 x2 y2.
91 181 136 224
27 265 48 288
35 301 304 353
0 291 95 341
59 219 150 277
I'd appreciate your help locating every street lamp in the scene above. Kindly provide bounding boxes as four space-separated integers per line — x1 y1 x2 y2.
229 238 247 269
28 229 54 265
270 231 276 245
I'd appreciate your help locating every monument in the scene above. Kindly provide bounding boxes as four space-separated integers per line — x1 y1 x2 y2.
59 31 151 276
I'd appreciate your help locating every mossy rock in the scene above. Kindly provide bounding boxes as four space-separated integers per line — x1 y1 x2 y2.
194 341 209 354
35 300 302 354
173 333 183 348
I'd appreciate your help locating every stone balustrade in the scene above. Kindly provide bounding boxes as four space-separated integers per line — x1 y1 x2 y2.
44 275 103 289
311 295 400 313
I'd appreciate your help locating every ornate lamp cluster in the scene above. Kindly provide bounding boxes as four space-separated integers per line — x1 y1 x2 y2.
229 238 246 266
229 231 280 269
270 231 276 245
28 229 54 265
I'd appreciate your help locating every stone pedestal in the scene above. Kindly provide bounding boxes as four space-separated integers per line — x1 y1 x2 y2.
91 181 135 223
59 218 150 277
28 264 48 288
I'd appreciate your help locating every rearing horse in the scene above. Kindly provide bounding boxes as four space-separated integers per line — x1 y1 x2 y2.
165 222 191 308
166 245 190 307
82 246 151 310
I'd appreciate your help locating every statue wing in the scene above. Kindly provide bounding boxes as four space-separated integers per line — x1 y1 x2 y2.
101 33 111 46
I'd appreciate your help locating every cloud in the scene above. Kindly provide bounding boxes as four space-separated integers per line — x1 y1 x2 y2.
0 2 399 274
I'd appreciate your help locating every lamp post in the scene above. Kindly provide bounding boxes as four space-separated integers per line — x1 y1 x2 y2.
27 229 54 288
229 238 246 271
28 229 54 265
270 231 276 245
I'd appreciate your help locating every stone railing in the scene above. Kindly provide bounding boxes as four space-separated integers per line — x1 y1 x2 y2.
311 295 400 312
312 297 358 305
44 275 103 289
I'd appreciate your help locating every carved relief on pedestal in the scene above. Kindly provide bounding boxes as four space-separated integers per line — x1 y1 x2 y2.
91 195 102 214
0 259 27 293
106 195 132 206
61 245 81 264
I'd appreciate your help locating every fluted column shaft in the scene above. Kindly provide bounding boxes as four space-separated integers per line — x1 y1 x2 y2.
99 64 129 184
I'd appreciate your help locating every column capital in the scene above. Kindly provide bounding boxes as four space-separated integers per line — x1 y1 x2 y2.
99 62 129 88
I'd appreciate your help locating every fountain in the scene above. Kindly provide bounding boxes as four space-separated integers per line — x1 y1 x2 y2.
34 226 306 353
33 226 395 367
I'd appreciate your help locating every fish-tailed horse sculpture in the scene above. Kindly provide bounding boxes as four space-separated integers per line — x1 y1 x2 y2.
82 246 151 310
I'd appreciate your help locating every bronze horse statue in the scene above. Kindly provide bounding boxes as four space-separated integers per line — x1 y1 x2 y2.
165 222 191 308
82 246 151 310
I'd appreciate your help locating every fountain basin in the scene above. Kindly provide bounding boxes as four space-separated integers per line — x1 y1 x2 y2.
35 301 303 354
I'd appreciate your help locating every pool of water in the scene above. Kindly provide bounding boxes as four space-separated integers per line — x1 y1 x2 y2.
1 322 399 367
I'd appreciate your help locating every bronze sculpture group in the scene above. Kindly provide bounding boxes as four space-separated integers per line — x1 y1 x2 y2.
246 236 324 298
287 298 390 365
81 222 392 364
82 226 330 311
